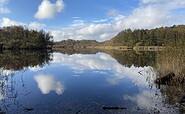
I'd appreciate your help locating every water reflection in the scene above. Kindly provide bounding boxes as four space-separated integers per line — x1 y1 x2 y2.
0 71 31 113
0 50 184 113
108 50 185 112
34 74 65 95
29 65 45 72
52 52 156 87
0 50 52 71
104 50 157 67
0 50 52 113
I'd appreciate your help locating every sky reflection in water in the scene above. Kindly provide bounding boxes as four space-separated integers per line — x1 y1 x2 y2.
0 52 179 113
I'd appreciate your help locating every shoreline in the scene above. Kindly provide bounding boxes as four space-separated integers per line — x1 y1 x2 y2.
53 46 165 52
86 46 165 51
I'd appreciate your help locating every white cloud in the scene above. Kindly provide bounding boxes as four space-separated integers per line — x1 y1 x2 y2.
113 15 125 21
76 24 113 36
0 17 46 30
72 17 80 19
35 0 65 19
28 22 46 30
113 5 170 30
0 17 24 27
113 0 185 30
51 23 117 41
93 19 108 23
0 0 10 13
141 0 169 4
70 20 84 27
50 0 185 41
34 74 65 95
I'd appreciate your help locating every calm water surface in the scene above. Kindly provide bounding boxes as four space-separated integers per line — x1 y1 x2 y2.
0 50 184 114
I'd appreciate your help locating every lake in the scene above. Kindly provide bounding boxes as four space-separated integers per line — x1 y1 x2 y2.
0 50 184 114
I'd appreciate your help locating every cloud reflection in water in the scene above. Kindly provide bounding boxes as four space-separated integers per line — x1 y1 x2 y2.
52 52 157 87
34 74 64 95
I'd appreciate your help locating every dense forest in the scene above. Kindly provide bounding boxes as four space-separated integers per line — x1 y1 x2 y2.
0 26 53 49
106 25 185 47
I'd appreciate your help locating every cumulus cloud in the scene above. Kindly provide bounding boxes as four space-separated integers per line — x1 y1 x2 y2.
50 0 185 41
35 0 65 19
34 74 65 95
0 0 10 13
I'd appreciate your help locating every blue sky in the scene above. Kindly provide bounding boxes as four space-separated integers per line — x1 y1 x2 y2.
0 0 185 41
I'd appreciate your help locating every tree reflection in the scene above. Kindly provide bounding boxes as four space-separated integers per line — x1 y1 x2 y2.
0 50 52 113
0 50 52 71
105 49 185 112
103 50 157 67
53 48 99 55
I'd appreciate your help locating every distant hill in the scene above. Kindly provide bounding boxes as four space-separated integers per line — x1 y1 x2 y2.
106 25 185 47
53 39 103 49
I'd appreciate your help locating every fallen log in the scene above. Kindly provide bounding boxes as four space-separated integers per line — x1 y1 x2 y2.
102 106 127 110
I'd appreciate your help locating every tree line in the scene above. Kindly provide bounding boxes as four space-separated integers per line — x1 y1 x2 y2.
106 25 185 47
0 26 53 50
54 39 100 48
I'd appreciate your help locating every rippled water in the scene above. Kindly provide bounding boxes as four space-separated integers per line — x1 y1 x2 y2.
0 50 184 114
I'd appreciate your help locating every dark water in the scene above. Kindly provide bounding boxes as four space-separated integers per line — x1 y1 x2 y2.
0 50 184 114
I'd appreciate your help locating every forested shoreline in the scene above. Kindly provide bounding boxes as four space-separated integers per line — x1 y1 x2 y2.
0 26 53 50
53 25 185 50
1 25 185 50
106 25 185 47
